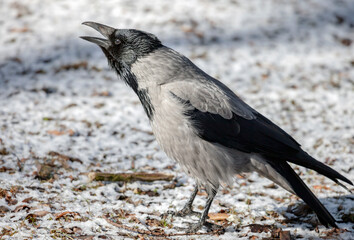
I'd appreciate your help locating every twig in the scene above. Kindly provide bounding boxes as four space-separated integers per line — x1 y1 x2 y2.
82 172 174 182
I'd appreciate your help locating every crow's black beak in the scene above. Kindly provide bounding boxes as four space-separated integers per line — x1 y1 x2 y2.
80 21 115 48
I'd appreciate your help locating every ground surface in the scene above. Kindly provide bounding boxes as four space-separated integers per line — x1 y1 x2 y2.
0 0 353 239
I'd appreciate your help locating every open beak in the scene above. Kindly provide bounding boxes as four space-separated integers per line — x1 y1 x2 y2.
80 21 115 48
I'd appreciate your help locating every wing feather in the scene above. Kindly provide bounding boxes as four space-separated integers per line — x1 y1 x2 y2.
166 81 352 186
163 79 255 120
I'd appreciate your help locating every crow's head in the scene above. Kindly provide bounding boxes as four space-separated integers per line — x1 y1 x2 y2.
81 22 162 74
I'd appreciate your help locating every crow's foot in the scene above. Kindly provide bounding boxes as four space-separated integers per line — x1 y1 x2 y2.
161 207 201 218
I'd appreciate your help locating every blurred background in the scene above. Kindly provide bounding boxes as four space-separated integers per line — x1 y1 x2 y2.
0 0 353 239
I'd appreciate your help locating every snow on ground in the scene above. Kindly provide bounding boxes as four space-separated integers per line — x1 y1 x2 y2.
0 0 353 239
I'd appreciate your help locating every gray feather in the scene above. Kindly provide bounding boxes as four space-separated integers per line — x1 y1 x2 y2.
132 47 256 120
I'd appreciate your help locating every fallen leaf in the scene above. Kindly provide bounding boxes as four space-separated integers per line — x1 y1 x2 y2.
0 148 9 155
14 204 30 212
22 197 34 203
0 166 14 172
208 212 229 221
0 206 10 213
264 183 277 189
48 151 83 164
247 224 275 233
35 163 56 180
0 188 8 198
92 91 112 97
47 129 75 136
55 61 88 73
313 185 331 191
55 211 80 220
145 217 163 227
279 230 291 240
33 211 50 217
9 27 30 33
5 194 17 205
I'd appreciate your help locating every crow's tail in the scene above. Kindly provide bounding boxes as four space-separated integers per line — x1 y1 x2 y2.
267 160 338 228
287 152 353 191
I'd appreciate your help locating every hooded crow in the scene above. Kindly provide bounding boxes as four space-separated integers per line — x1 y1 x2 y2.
81 22 353 232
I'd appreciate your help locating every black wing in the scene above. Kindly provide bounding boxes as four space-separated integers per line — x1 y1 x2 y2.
185 105 301 158
180 97 352 186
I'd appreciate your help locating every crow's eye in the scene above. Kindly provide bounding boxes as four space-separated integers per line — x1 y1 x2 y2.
114 39 121 45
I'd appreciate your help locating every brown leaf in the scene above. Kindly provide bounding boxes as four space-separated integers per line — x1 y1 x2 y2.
197 191 207 196
313 185 331 191
279 230 291 240
10 186 23 196
0 188 8 198
247 224 274 233
55 61 88 73
0 166 14 172
0 147 9 155
0 205 10 213
208 213 229 221
22 197 34 203
48 151 83 164
5 194 17 205
47 129 75 136
320 228 349 238
133 188 159 197
55 211 80 220
35 163 56 180
145 217 163 227
9 27 30 33
264 183 277 189
14 204 31 212
33 210 50 217
340 38 352 46
25 214 38 222
92 91 112 97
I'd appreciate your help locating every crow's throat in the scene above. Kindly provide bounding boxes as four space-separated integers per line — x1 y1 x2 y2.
109 57 154 120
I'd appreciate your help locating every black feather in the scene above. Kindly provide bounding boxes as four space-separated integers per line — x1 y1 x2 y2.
137 89 154 120
181 100 352 186
104 51 155 119
267 161 338 228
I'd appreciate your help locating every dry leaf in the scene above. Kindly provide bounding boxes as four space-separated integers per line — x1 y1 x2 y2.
0 206 10 213
33 211 50 217
0 188 8 198
55 211 80 220
55 61 88 73
48 151 83 164
9 27 30 33
5 194 17 205
313 185 331 191
35 163 56 180
279 230 291 240
208 213 229 221
247 224 275 233
14 204 30 212
22 197 34 203
47 129 75 136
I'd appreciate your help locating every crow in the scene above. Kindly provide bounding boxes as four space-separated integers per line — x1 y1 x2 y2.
81 22 353 232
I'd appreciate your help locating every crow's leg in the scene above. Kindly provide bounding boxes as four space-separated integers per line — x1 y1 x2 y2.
165 185 201 217
175 185 200 217
185 189 218 233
